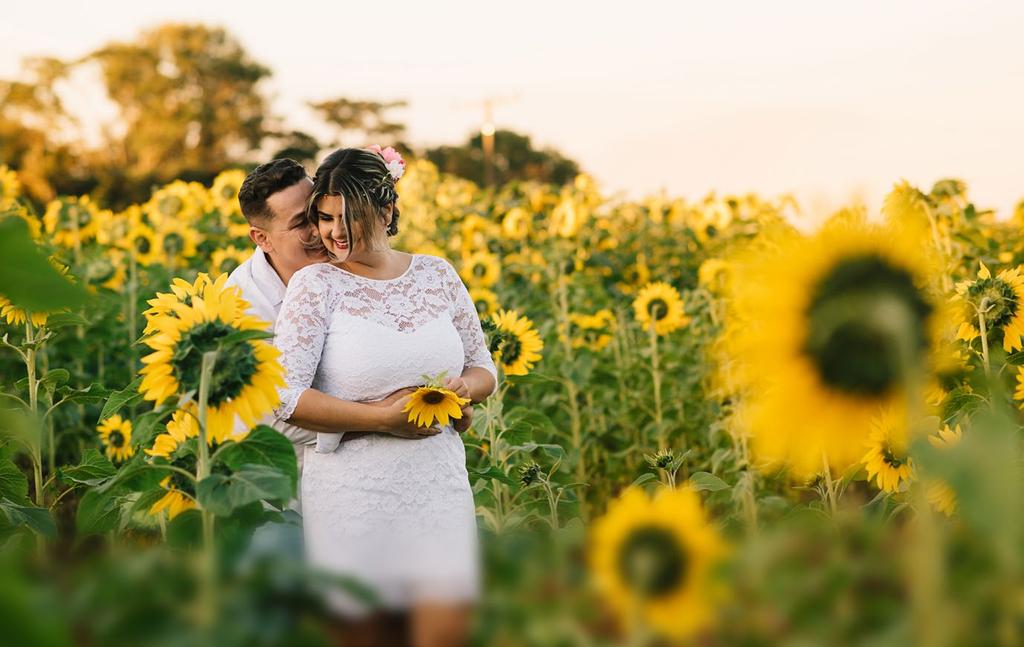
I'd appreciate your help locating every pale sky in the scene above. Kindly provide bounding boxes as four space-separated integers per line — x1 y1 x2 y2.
3 0 1023 219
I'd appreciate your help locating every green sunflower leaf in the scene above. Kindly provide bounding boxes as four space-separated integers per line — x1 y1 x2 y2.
0 217 88 311
99 377 143 422
0 498 56 538
196 464 293 516
42 312 89 329
0 459 29 504
214 425 298 490
75 489 121 534
60 449 117 487
689 471 730 492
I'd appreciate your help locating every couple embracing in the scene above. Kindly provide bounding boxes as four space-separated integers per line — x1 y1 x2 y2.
226 147 496 647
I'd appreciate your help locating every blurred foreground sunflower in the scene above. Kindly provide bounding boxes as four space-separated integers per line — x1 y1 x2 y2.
725 215 944 479
590 486 726 640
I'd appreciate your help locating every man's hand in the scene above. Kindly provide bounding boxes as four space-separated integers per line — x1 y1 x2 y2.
366 387 441 439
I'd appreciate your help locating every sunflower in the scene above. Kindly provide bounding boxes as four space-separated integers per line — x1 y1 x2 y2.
96 206 140 247
725 215 944 479
0 295 49 327
0 165 21 209
122 223 161 266
954 262 1024 353
96 414 135 463
490 309 544 376
209 169 246 216
925 424 962 516
210 246 250 276
590 486 726 640
633 282 688 336
618 254 651 295
501 207 531 240
83 250 127 292
549 195 584 238
469 288 500 318
458 214 497 257
143 180 205 228
882 181 931 229
569 309 616 351
403 386 469 428
460 251 502 288
139 274 285 443
861 407 914 494
698 258 732 295
156 218 201 266
143 274 219 333
145 408 202 520
43 196 100 248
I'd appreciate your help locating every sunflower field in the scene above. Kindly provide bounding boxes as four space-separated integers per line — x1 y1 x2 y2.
0 159 1022 645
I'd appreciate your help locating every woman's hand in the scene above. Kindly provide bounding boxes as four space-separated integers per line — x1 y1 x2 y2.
444 376 471 400
366 388 441 439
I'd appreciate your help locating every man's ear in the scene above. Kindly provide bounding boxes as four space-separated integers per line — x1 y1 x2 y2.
249 226 273 253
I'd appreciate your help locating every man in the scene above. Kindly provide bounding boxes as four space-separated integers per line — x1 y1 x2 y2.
226 158 471 497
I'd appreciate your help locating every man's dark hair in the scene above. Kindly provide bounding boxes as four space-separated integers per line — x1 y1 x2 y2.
238 158 309 224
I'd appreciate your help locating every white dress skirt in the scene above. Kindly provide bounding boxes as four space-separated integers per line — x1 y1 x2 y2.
272 255 496 615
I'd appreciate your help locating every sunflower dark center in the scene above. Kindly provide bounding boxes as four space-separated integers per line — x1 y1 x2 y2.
804 254 932 397
882 445 905 468
647 298 669 321
473 263 488 278
423 391 445 405
617 525 689 598
499 334 523 365
108 430 125 448
163 233 185 255
474 299 490 315
135 235 152 254
968 277 1018 333
160 196 183 216
171 321 259 407
219 258 241 274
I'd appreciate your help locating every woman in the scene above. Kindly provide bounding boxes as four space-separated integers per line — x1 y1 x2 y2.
272 147 496 647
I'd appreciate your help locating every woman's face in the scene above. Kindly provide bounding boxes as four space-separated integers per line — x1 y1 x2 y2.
315 195 392 261
316 195 351 260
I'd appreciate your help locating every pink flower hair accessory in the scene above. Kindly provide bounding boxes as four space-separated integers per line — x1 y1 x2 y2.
366 144 406 182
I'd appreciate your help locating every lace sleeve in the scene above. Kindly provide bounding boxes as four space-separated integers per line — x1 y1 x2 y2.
272 264 337 421
441 259 498 381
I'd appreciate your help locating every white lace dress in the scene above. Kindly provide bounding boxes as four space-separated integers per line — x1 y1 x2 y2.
272 254 496 615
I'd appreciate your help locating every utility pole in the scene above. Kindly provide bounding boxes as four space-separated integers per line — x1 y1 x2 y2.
454 95 518 186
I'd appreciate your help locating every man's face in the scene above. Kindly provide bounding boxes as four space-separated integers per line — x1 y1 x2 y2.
250 178 325 278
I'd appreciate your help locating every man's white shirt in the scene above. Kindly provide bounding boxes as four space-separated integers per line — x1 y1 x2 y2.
225 248 317 452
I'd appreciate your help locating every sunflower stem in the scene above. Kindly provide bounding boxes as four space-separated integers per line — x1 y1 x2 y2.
24 321 43 509
554 265 587 515
977 297 992 379
196 350 219 627
648 323 665 451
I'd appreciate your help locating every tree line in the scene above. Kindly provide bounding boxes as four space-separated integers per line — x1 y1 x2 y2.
1 23 579 209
